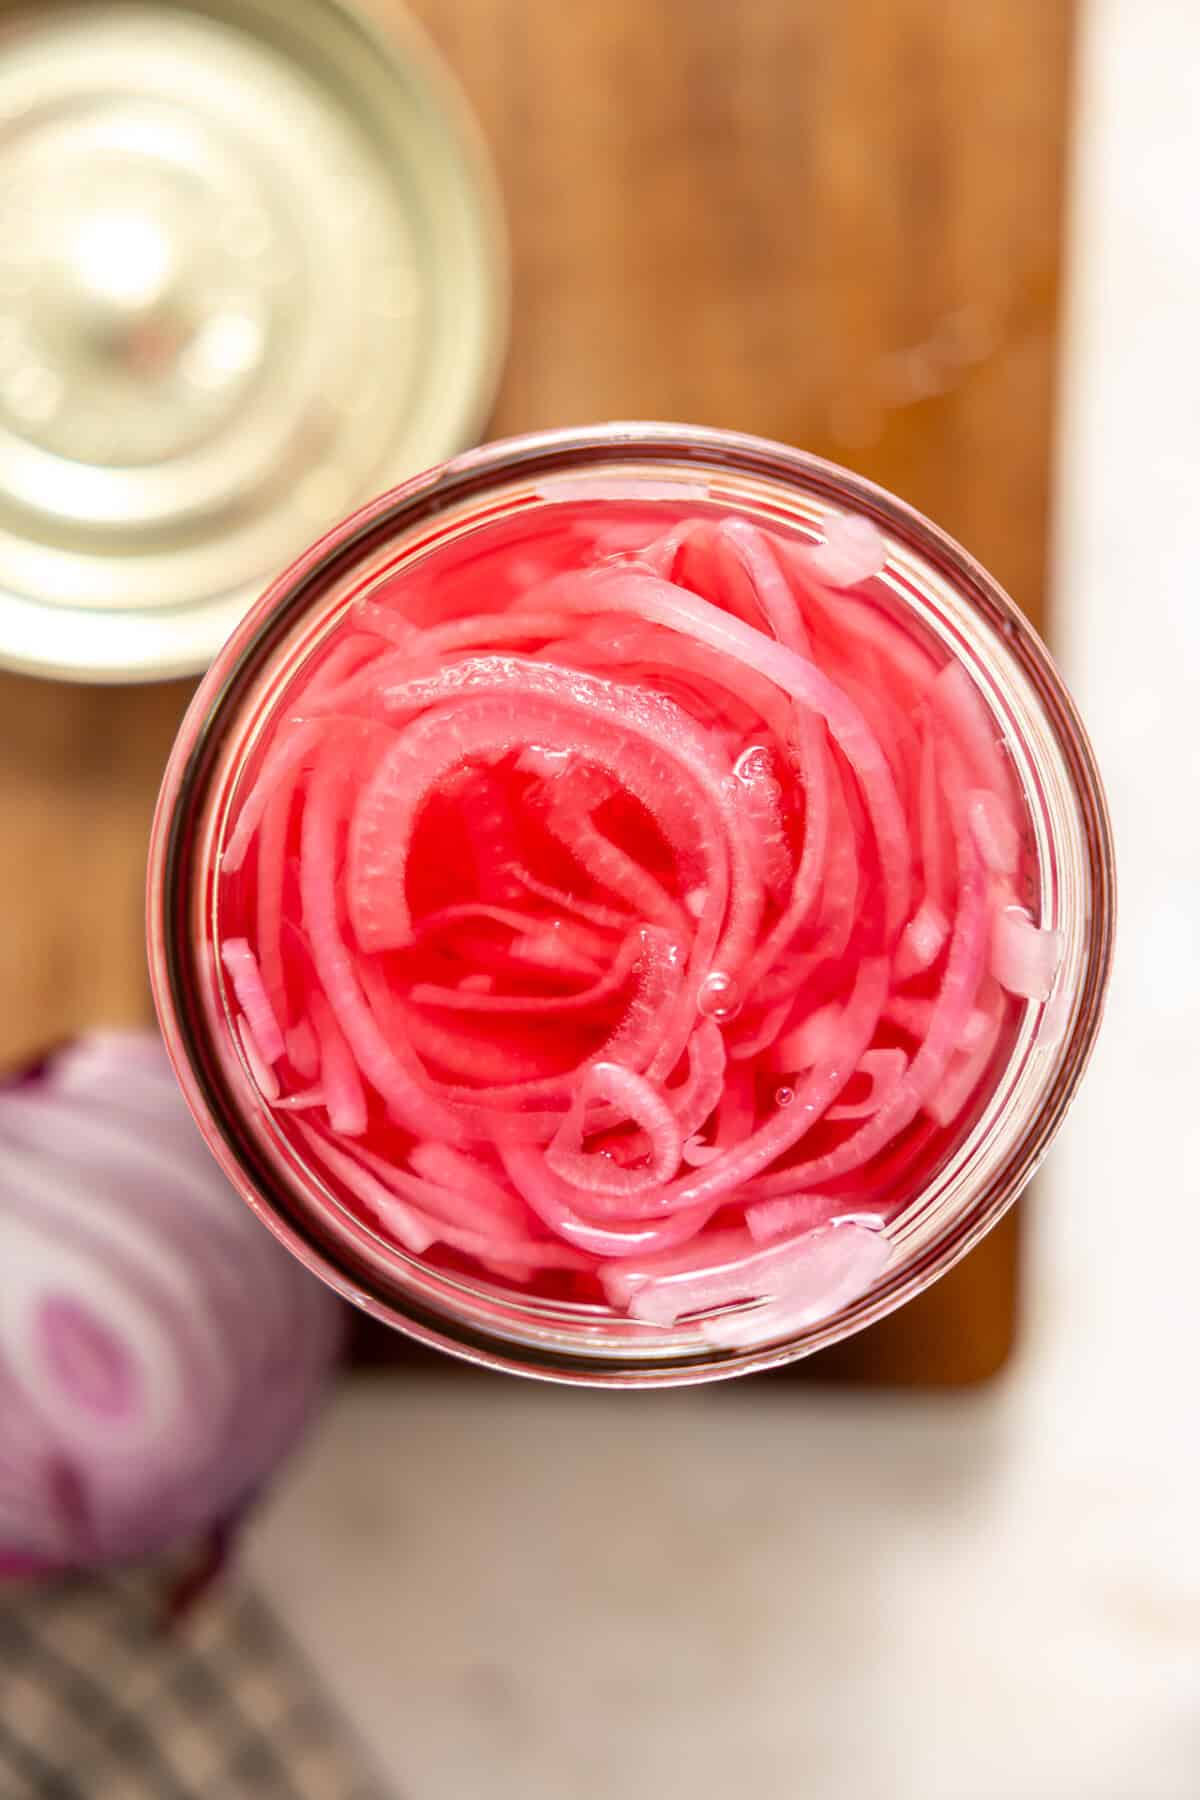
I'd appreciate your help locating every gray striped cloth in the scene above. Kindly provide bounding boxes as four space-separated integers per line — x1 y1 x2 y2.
0 1568 391 1800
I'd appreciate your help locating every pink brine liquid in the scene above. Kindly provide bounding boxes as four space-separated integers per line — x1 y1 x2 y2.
216 497 1059 1345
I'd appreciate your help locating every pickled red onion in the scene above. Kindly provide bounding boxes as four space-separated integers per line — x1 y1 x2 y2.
215 502 1059 1343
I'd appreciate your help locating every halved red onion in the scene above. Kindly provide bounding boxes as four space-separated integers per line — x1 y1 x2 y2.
0 1033 342 1576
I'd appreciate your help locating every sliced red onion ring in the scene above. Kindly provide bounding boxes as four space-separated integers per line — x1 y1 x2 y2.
221 939 285 1064
604 1221 889 1329
991 905 1063 1002
805 514 888 588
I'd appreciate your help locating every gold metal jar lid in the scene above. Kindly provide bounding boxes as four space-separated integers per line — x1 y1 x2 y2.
0 0 507 680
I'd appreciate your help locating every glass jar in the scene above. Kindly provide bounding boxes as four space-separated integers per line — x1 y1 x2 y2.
147 423 1115 1386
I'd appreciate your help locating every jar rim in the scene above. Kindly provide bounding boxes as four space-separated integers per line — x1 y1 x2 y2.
148 422 1116 1386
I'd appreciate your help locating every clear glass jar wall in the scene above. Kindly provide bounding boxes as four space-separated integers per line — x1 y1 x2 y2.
148 424 1115 1385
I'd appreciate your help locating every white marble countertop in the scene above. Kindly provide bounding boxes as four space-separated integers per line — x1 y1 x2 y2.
246 6 1200 1793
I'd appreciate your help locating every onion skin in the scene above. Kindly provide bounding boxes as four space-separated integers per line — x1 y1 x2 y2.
0 1033 344 1580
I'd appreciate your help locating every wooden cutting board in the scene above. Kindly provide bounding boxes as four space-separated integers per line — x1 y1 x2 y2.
0 0 1075 1385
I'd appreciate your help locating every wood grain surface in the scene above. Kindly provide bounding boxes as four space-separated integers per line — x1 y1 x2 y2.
0 0 1075 1384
